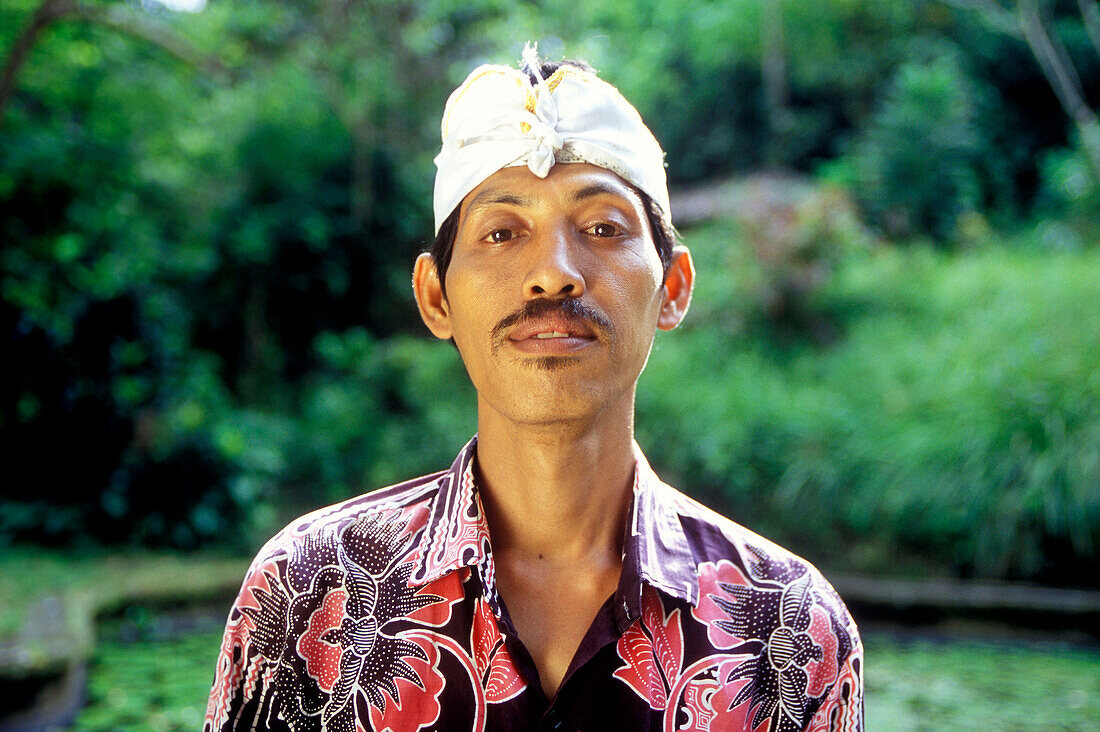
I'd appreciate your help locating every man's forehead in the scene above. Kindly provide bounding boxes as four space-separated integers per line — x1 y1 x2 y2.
460 163 644 218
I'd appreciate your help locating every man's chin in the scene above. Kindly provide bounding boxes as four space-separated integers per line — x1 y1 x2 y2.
518 355 581 372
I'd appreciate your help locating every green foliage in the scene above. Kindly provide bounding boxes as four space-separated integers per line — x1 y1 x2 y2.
2 0 1098 583
292 331 475 505
713 177 874 343
1037 130 1100 242
639 226 1100 585
0 0 478 547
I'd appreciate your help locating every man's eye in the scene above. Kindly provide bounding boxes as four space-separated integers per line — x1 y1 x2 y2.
487 229 514 243
586 223 620 238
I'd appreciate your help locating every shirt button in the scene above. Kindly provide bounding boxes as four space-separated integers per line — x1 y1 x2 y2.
544 709 565 732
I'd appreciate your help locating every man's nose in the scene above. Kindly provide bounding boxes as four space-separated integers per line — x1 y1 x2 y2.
522 227 586 300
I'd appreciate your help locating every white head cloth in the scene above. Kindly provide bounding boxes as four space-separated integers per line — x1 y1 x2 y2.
432 45 670 234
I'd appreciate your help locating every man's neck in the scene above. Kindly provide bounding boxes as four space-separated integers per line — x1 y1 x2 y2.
472 397 637 697
472 398 637 563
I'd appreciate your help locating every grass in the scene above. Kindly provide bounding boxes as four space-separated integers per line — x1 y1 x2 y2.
67 615 1100 732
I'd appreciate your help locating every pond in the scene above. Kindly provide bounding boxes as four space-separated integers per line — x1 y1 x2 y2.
70 610 1100 732
72 607 226 732
865 630 1099 731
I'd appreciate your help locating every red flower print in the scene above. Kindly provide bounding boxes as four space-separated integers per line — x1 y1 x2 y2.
405 569 467 628
298 587 348 694
691 560 849 732
662 654 760 732
207 560 289 730
205 613 248 729
803 606 838 697
806 639 862 732
271 507 456 732
693 560 757 650
707 656 763 732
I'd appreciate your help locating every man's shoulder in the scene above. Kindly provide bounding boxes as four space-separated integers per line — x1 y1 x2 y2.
654 479 797 563
247 470 447 568
654 484 864 730
652 480 853 619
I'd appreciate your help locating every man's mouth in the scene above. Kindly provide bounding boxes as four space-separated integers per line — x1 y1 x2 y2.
508 316 597 342
508 324 595 356
490 298 614 355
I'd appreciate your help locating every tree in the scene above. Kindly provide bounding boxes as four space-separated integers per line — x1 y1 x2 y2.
944 0 1100 181
0 0 227 127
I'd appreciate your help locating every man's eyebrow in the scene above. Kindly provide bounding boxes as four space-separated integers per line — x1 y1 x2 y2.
571 181 640 205
465 190 532 214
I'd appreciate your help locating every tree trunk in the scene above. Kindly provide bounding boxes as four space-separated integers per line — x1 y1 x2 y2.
1076 0 1100 60
1018 0 1100 180
761 0 789 168
945 0 1100 179
0 0 227 129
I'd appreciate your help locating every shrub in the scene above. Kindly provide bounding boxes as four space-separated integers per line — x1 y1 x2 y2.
0 295 244 550
726 176 873 344
290 329 475 506
1037 133 1100 243
852 52 984 242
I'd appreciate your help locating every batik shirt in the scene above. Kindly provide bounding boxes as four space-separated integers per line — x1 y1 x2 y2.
205 436 863 731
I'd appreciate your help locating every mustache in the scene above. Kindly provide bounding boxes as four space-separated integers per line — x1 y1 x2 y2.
490 297 614 347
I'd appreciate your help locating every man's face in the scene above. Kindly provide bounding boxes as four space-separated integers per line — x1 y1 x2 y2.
414 163 692 428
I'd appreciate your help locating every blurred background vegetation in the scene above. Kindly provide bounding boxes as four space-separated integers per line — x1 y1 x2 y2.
2 0 1098 589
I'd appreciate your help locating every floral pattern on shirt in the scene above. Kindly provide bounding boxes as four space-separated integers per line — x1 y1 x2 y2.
471 597 527 704
206 501 471 732
688 558 848 730
205 436 862 731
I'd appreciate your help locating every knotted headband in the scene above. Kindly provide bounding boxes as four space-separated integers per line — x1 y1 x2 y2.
432 45 671 234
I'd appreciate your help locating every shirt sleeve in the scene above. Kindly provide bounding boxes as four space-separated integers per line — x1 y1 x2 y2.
204 554 289 732
806 631 864 732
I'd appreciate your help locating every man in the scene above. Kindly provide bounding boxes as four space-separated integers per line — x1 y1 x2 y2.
205 47 863 732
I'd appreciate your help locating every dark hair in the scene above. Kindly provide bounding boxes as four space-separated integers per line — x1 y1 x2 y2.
428 58 677 298
524 57 596 83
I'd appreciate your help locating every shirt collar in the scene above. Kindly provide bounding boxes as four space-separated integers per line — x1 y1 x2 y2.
411 435 489 587
411 436 701 618
621 443 700 616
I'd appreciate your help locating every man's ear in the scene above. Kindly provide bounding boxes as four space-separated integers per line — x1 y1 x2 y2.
657 246 694 331
413 253 453 340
